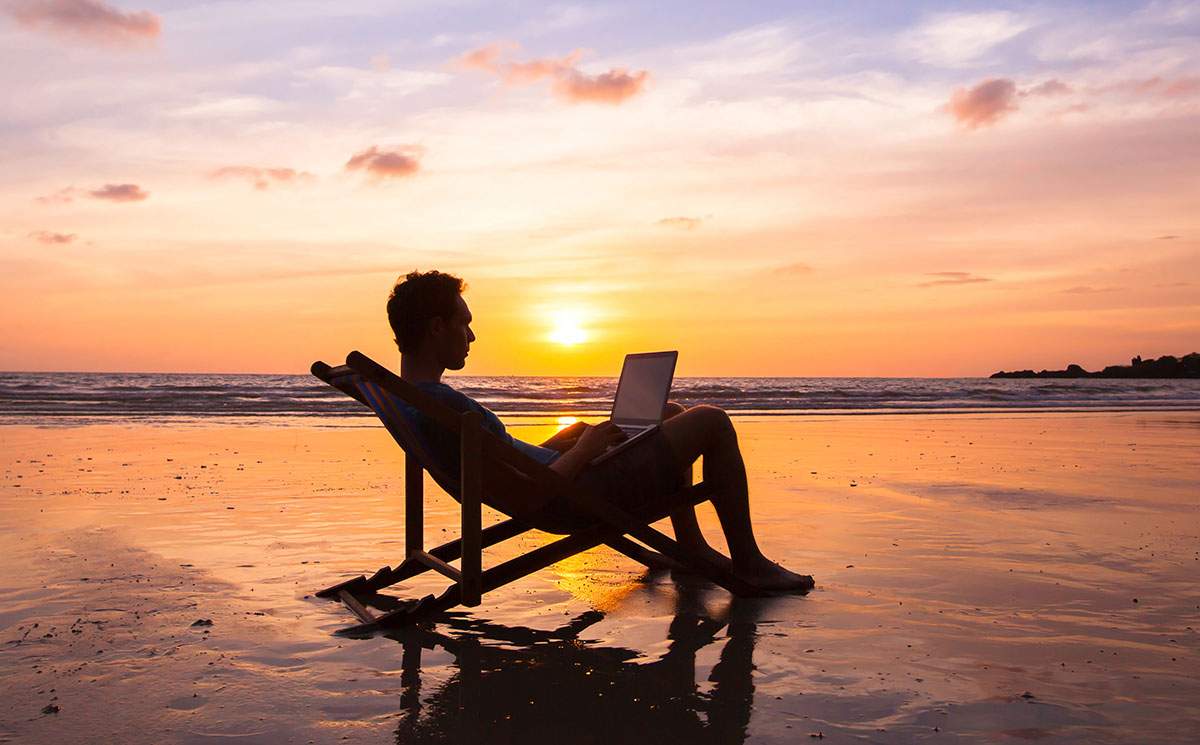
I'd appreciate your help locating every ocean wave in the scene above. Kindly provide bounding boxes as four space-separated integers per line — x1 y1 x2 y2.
0 372 1197 420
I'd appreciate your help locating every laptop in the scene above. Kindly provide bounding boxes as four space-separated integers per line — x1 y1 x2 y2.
590 351 678 465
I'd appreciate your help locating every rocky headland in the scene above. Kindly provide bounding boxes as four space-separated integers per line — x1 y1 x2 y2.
991 353 1200 379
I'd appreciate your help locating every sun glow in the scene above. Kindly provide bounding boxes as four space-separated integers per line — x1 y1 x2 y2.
547 308 590 346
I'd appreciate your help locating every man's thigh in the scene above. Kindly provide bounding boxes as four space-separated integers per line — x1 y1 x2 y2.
660 405 727 464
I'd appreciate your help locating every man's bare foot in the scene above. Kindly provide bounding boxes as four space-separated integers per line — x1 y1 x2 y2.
735 559 815 593
678 547 814 593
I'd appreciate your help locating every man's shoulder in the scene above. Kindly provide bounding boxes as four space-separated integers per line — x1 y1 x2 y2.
416 381 477 412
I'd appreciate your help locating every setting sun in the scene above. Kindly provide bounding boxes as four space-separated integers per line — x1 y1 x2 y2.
547 308 590 346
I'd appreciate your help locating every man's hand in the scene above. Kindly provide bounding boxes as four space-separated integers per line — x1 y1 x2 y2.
546 420 627 482
574 421 627 459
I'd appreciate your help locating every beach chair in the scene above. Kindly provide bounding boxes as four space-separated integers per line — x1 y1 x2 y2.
311 351 764 634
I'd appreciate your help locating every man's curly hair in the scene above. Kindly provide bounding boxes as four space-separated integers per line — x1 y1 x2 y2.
386 270 467 353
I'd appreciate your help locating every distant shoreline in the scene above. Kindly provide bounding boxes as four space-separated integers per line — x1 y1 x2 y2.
991 353 1199 379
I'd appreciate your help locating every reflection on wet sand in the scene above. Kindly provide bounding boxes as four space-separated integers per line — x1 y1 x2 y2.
384 584 772 744
1 414 1197 743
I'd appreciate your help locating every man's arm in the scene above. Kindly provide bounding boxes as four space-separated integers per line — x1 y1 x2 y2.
547 421 626 481
540 421 587 452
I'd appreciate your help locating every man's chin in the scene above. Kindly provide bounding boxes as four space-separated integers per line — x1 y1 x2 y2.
446 358 467 371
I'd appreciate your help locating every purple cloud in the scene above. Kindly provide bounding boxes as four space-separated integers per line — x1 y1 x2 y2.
89 183 148 201
947 78 1018 128
345 146 421 179
5 0 160 45
29 230 77 244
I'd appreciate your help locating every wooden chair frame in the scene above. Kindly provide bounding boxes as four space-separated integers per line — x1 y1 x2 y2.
312 351 763 634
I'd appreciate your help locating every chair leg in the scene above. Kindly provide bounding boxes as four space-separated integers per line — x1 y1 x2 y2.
405 451 424 555
605 536 686 572
316 519 529 599
459 411 483 607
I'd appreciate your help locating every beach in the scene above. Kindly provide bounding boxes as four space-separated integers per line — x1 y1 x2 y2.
1 411 1197 744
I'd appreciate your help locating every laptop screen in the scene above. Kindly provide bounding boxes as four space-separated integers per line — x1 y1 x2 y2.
611 351 678 424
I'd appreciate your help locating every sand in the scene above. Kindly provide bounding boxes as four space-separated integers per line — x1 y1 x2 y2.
1 412 1197 744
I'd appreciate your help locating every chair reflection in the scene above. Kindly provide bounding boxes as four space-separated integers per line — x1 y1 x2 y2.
379 583 779 744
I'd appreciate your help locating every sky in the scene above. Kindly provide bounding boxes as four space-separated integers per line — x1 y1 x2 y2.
0 0 1197 376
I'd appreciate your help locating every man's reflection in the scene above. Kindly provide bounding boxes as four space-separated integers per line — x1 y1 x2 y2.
382 583 781 744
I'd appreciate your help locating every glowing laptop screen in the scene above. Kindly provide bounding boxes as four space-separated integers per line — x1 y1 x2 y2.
611 352 677 424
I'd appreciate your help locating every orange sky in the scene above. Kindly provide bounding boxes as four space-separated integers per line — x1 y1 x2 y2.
0 2 1197 376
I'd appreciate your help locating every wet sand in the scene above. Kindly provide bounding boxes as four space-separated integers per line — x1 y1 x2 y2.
1 412 1197 744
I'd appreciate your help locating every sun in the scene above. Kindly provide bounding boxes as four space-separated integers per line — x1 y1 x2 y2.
547 308 589 346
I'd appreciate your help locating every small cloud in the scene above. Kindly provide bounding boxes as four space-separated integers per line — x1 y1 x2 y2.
1060 285 1119 294
35 187 78 204
370 52 390 72
210 166 315 190
345 146 421 179
1157 234 1179 240
947 78 1018 128
777 262 814 275
5 0 160 45
919 271 992 287
656 216 702 230
89 183 148 202
554 68 648 104
458 42 648 105
29 230 77 244
1021 79 1071 97
457 41 514 73
1053 102 1091 115
505 53 579 84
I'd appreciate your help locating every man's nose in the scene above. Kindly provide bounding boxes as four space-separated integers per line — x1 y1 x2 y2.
468 328 476 342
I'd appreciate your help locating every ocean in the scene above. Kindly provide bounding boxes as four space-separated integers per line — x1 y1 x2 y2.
1 371 1198 422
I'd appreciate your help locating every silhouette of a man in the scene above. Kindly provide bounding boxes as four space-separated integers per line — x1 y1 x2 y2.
388 270 812 591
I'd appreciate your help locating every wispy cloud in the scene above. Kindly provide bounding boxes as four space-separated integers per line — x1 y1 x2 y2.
1060 285 1120 294
4 0 160 45
1021 79 1072 97
89 183 148 202
919 271 992 287
657 216 702 230
344 146 421 179
458 42 649 105
903 11 1034 66
35 187 77 205
947 78 1018 128
209 166 315 190
29 230 77 244
168 95 281 119
36 184 148 203
777 261 814 275
1102 76 1200 99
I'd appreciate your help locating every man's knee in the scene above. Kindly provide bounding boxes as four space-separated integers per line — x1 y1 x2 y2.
663 400 686 419
692 404 736 439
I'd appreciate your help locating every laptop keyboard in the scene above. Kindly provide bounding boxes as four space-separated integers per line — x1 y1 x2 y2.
616 424 650 438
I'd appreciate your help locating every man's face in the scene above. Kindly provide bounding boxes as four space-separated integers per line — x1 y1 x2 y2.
434 295 475 370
